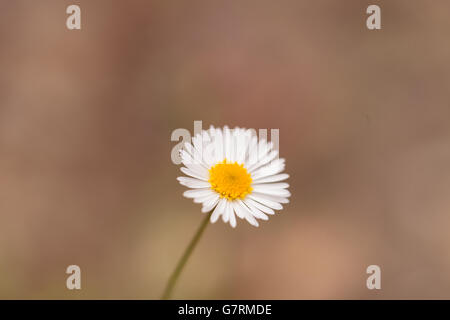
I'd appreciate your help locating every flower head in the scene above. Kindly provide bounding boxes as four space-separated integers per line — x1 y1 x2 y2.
177 126 290 227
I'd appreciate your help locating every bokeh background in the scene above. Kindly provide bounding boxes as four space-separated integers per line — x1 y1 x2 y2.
1 0 450 299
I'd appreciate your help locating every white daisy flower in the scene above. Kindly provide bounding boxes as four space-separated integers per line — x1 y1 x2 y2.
177 126 290 227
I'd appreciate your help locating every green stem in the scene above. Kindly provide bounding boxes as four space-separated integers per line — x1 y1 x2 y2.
161 212 211 299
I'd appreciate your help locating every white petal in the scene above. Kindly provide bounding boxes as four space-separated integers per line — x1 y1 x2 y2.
252 187 291 197
232 201 246 219
222 200 230 223
192 135 204 160
247 140 272 170
201 194 220 213
177 177 210 188
248 194 283 210
180 167 208 181
193 192 217 204
180 149 207 169
183 189 213 199
238 201 259 227
232 201 259 227
252 173 289 184
228 203 237 227
238 199 268 221
235 133 246 164
211 198 226 223
213 128 224 162
244 197 275 215
245 135 259 167
182 142 208 168
247 150 278 173
255 194 290 204
251 159 285 180
224 127 232 161
252 182 289 189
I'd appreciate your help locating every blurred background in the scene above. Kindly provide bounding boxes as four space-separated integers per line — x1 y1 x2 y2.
1 0 450 299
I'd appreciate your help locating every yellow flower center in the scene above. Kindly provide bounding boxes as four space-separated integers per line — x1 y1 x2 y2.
209 159 253 200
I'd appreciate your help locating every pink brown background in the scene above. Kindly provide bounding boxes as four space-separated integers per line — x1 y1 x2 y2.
1 0 450 299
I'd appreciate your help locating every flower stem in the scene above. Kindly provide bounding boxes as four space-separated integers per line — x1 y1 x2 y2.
161 212 211 299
